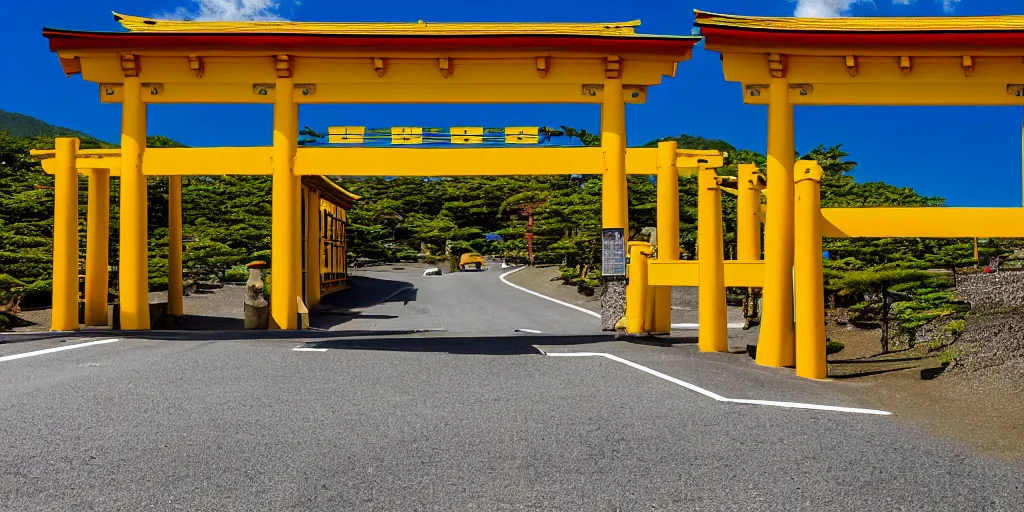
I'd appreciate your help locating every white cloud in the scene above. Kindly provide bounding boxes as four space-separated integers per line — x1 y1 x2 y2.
793 0 871 17
793 0 962 16
162 0 295 21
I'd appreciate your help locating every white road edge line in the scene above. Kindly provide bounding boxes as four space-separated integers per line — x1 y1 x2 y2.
547 352 892 416
499 268 744 330
292 347 329 352
515 328 543 334
499 267 600 319
0 338 119 362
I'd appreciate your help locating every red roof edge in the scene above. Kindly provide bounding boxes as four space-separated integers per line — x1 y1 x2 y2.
698 25 1024 48
42 28 701 56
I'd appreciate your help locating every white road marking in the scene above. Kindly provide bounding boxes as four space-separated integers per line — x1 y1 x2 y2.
377 285 417 305
499 267 601 319
292 347 329 352
499 268 744 330
0 338 119 362
547 352 892 416
515 328 543 334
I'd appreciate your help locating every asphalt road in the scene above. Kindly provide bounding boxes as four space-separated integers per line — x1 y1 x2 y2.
2 265 1023 511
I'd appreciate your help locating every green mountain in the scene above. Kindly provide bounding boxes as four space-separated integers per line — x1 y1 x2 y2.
0 109 109 147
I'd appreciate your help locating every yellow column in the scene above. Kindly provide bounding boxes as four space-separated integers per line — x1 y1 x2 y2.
167 176 183 317
84 167 110 326
270 76 300 330
51 137 79 331
294 179 303 308
737 163 762 262
794 161 827 380
119 77 150 330
697 167 728 352
601 78 628 231
304 188 321 307
625 241 651 334
600 78 628 330
653 141 679 334
756 77 796 367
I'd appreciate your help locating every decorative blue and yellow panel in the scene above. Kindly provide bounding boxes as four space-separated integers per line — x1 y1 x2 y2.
322 126 553 146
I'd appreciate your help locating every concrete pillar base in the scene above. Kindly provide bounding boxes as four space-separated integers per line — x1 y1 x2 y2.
600 277 627 331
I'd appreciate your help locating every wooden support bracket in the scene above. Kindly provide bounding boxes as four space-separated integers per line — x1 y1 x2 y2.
899 56 912 76
439 58 453 78
845 55 858 77
188 55 204 78
120 53 140 78
605 56 622 79
536 57 549 78
768 53 787 78
275 55 292 79
962 56 974 77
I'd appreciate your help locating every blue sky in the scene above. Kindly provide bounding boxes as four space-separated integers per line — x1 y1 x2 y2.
2 0 1023 206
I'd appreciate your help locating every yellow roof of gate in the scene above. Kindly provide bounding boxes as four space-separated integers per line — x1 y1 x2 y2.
113 12 644 36
694 10 1024 32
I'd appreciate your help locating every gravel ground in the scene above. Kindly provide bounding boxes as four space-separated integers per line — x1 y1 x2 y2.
948 272 1024 392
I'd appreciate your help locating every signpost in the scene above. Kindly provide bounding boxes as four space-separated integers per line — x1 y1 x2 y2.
601 228 626 276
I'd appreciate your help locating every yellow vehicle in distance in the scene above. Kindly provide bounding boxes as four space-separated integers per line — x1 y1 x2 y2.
458 252 487 271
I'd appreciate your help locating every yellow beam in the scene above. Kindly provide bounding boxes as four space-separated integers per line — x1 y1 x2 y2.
648 261 765 287
80 56 675 88
97 81 652 105
38 146 719 177
143 147 272 176
720 53 1024 106
822 207 1024 238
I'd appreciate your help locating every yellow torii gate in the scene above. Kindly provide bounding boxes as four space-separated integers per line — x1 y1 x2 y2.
695 10 1024 378
39 13 701 331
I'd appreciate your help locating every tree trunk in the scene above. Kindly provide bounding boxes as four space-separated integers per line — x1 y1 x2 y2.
951 266 958 287
880 286 890 354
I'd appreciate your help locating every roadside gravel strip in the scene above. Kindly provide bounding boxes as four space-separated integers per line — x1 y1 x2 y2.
498 266 744 329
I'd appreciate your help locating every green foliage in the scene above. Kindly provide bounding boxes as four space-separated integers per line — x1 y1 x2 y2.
224 267 249 282
825 340 845 355
945 319 966 339
0 273 26 307
938 348 960 366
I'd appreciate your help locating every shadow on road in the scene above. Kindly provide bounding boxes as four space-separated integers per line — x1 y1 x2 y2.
309 275 418 330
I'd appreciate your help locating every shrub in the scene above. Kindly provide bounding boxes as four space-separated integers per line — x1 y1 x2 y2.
945 320 966 340
19 279 51 309
938 348 960 366
148 277 169 292
825 340 845 355
224 267 249 282
0 312 10 331
0 274 26 306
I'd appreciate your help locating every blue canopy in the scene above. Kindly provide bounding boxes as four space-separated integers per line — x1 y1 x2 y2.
484 233 503 241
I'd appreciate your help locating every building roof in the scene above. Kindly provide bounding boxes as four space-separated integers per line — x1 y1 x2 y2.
42 12 701 56
303 176 360 211
694 10 1024 48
